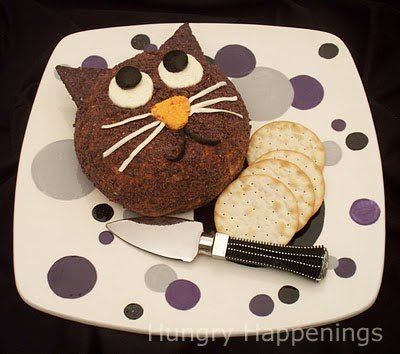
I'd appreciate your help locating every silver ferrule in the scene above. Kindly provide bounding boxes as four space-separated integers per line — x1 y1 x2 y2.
198 232 229 259
198 234 214 256
212 232 229 259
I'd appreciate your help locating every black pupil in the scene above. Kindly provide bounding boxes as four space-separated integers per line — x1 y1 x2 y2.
163 50 188 73
115 66 142 89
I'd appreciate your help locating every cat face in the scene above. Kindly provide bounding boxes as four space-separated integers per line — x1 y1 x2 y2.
59 23 250 216
104 58 243 171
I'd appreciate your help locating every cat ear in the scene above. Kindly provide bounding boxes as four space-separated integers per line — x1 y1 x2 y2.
56 66 109 108
158 23 205 62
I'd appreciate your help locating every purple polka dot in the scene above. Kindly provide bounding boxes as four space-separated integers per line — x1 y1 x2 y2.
81 55 108 69
47 256 97 298
215 44 256 78
249 294 274 316
144 44 157 53
334 258 356 278
290 75 324 110
331 119 346 131
165 279 200 310
99 231 114 245
350 199 380 225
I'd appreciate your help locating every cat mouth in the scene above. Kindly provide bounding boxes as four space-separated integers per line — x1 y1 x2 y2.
101 81 243 172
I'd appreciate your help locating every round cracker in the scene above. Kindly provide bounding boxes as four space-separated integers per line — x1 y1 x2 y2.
256 150 325 213
247 121 325 168
214 174 298 245
241 158 315 230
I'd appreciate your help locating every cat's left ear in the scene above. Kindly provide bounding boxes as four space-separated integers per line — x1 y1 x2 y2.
56 66 109 108
158 23 206 64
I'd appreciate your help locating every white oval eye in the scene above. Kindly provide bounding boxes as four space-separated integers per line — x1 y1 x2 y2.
108 72 153 109
158 54 203 89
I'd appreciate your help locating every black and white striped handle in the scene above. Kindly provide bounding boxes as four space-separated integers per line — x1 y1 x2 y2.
225 237 328 281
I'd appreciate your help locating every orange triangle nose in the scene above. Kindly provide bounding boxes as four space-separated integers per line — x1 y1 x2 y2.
151 96 190 131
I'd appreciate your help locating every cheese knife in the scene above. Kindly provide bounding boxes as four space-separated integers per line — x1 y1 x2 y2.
106 216 328 281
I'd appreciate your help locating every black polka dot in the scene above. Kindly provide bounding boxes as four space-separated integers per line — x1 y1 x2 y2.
278 286 300 304
131 34 150 50
92 203 114 222
319 43 339 59
346 132 369 150
290 202 325 246
124 303 144 320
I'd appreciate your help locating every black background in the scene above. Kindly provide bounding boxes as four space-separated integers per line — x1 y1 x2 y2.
1 0 399 352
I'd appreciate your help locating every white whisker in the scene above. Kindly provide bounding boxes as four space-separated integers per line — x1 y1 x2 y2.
101 113 152 129
119 122 166 172
103 121 160 157
190 96 238 111
191 107 243 118
188 81 227 103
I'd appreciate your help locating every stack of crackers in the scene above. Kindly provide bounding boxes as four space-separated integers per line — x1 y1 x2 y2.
215 121 326 245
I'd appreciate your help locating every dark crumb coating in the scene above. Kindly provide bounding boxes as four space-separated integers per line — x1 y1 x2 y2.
60 23 251 216
56 66 108 108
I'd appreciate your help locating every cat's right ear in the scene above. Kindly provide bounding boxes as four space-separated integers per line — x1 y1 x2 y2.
56 66 109 109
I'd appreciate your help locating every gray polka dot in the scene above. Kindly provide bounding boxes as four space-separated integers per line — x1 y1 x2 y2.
123 210 138 219
328 255 339 270
145 264 177 292
323 141 342 166
31 139 94 199
232 67 294 121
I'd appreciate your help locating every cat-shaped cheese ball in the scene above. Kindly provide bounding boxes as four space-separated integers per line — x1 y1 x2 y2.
57 23 250 216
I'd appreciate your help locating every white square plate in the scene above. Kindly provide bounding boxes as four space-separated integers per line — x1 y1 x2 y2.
14 23 385 336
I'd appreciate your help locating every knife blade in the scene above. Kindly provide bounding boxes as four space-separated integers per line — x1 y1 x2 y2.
106 216 329 281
